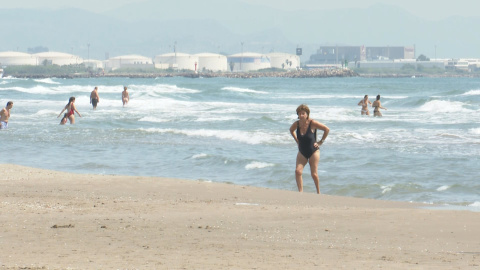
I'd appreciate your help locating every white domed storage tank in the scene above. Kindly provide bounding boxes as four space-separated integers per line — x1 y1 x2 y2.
34 51 82 66
194 53 228 72
0 51 37 66
267 53 300 70
154 53 199 71
105 54 153 70
227 52 271 72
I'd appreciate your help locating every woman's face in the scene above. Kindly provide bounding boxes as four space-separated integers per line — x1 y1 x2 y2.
298 110 308 120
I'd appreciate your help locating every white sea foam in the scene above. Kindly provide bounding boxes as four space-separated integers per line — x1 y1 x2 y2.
222 87 267 94
138 116 170 123
469 201 480 207
436 185 450 191
33 109 58 116
192 153 208 159
33 78 61 85
418 100 471 113
279 94 408 100
381 185 392 194
245 161 275 170
469 128 480 135
141 128 290 145
461 90 480 96
195 116 247 122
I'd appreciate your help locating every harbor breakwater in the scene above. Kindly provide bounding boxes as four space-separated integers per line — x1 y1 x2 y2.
8 69 358 79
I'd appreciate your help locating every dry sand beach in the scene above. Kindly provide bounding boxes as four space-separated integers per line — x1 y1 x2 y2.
0 164 479 269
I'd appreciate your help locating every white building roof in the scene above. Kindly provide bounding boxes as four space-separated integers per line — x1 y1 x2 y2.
33 51 78 58
0 51 33 57
109 54 152 60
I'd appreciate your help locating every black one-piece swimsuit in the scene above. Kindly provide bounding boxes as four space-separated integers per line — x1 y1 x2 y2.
296 121 318 159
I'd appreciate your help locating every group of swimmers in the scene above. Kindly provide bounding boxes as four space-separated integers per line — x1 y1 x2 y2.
358 94 387 116
57 86 130 125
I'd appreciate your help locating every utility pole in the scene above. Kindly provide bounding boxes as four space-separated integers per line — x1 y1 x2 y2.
240 42 244 72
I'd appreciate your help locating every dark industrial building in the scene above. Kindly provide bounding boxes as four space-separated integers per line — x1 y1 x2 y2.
309 45 415 65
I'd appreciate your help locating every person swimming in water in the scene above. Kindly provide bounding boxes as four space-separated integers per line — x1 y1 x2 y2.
358 95 372 115
57 97 82 124
289 104 330 194
372 94 387 117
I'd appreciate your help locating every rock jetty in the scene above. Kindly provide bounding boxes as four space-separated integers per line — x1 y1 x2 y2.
8 69 358 79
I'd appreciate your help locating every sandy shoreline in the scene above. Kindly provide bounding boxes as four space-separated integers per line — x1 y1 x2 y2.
0 164 479 269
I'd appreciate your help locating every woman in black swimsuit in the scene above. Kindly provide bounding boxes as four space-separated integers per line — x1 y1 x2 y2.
289 104 330 194
372 94 387 117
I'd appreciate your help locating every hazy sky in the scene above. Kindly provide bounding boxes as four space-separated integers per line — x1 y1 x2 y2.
1 0 479 20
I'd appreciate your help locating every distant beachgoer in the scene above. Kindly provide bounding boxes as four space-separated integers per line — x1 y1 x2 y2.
90 86 99 109
122 86 130 107
57 97 81 124
358 95 372 115
60 113 68 125
289 104 330 194
0 101 13 130
372 94 387 117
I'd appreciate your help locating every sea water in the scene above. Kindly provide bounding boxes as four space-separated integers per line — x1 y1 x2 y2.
1 75 479 210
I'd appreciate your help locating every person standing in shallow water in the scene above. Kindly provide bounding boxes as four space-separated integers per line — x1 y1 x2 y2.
90 87 99 109
372 94 387 117
358 95 372 115
57 97 81 124
122 86 129 107
289 104 330 194
0 101 13 129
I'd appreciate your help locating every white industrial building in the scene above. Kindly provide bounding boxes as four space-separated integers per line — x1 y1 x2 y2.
227 52 271 72
34 51 82 66
194 53 227 72
267 53 300 70
154 53 199 71
0 51 37 66
105 54 154 70
83 59 104 70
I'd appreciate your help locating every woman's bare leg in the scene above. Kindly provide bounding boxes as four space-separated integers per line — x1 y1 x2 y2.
308 150 321 194
295 152 308 192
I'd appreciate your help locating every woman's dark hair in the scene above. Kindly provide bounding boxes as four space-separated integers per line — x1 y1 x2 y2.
67 96 75 106
376 95 381 100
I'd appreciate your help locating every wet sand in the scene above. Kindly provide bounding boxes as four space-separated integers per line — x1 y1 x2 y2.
0 164 479 269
